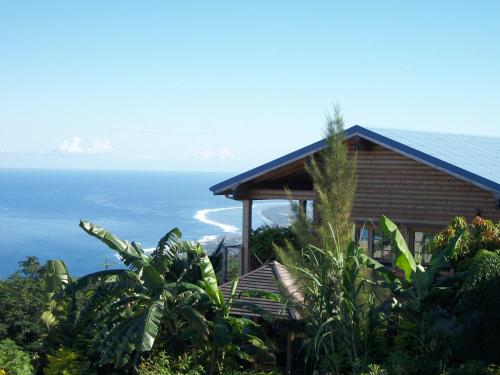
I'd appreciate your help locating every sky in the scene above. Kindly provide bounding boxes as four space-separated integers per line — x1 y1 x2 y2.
1 1 499 172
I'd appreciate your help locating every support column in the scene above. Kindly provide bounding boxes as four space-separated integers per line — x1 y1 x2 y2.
286 330 294 375
241 199 252 275
312 200 319 223
298 199 307 215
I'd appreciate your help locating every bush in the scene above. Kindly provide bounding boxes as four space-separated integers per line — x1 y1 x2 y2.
138 352 204 375
453 250 500 363
250 225 297 270
0 339 33 375
428 216 500 267
43 347 94 375
445 361 500 375
0 257 47 354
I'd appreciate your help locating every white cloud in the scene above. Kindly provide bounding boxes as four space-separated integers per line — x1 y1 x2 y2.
193 148 234 161
219 147 233 160
87 139 113 154
58 137 113 155
194 149 215 160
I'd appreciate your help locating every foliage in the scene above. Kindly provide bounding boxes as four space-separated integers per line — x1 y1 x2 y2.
250 225 298 269
43 347 94 375
364 216 466 374
279 108 379 374
0 257 47 354
453 249 500 363
43 222 274 374
290 106 357 249
428 216 500 267
191 249 276 375
360 364 388 375
281 227 381 374
0 338 33 375
45 223 209 370
138 352 204 375
444 361 500 375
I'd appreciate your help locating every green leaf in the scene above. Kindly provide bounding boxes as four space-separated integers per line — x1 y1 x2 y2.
80 220 148 270
195 244 223 306
45 259 71 294
380 215 416 281
178 304 209 336
79 220 165 290
137 299 165 352
360 253 399 286
213 317 232 347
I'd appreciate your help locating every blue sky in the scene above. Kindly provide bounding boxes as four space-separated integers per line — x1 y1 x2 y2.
1 1 499 172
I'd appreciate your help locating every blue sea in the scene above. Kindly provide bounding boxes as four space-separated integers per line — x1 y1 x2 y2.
0 169 290 277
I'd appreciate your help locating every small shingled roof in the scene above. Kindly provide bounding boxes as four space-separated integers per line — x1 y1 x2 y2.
220 261 302 320
210 125 500 196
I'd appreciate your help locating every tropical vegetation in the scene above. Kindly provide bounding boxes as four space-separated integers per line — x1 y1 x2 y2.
0 109 498 374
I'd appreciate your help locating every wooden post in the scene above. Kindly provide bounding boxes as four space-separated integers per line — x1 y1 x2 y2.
286 330 294 374
312 200 319 223
241 199 252 275
298 199 307 215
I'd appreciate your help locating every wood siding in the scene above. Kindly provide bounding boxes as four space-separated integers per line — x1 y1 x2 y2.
232 140 499 225
350 144 500 225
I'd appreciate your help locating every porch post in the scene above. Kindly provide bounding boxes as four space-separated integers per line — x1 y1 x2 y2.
298 199 307 215
312 200 319 223
286 330 294 374
241 199 252 275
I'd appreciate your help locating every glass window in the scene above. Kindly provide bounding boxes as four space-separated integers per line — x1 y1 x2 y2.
356 228 369 252
358 228 369 253
373 229 392 264
414 232 433 264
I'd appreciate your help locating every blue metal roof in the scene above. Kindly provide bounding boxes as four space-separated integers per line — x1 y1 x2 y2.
210 125 500 195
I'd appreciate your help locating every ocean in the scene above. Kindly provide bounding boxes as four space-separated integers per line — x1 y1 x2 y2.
0 169 290 277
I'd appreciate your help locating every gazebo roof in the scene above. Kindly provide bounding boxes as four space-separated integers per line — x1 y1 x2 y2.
220 261 302 320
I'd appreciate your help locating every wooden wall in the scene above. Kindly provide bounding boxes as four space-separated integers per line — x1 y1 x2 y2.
350 143 500 226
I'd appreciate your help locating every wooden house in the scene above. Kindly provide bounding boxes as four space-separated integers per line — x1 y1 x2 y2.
210 126 500 274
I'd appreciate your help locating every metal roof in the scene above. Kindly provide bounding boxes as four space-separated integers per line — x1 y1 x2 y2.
210 125 500 195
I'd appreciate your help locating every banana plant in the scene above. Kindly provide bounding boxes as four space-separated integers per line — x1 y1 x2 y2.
189 244 276 375
362 215 463 295
45 221 208 369
362 215 464 359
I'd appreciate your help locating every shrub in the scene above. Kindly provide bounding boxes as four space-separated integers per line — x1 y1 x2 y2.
138 352 204 375
0 339 33 375
445 361 500 375
0 257 47 354
428 216 500 267
250 225 297 270
361 364 388 375
43 347 94 375
453 250 500 363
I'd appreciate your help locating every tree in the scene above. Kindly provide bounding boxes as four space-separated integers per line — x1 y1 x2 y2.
0 257 47 354
278 108 378 374
45 222 209 370
290 106 357 249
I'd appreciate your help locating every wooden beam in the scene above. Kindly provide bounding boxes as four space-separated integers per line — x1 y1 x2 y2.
241 200 252 275
233 189 316 200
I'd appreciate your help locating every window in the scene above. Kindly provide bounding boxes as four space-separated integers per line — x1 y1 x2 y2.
373 228 392 264
356 228 369 252
413 231 433 264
